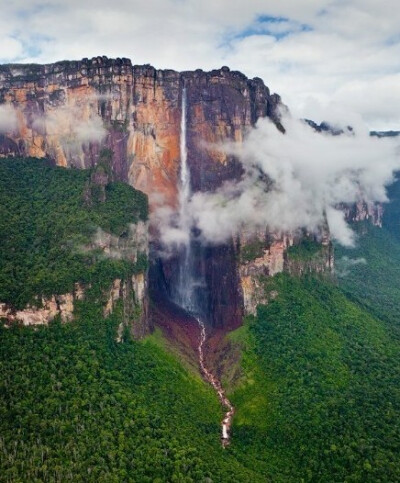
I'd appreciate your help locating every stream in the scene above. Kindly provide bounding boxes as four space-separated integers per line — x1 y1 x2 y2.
196 318 235 448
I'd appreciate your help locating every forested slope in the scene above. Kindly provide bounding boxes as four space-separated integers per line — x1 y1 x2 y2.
1 158 400 481
226 189 400 480
0 157 147 309
0 158 262 482
1 300 266 482
228 274 400 481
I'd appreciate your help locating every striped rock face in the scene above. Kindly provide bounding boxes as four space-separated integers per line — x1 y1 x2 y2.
0 56 296 329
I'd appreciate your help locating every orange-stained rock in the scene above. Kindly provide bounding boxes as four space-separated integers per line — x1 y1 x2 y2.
0 58 281 217
239 231 294 314
0 57 286 329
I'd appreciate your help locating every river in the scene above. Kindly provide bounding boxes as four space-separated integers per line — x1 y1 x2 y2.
196 318 235 447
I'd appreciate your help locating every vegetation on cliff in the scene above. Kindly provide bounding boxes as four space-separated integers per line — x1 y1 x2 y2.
229 273 400 481
239 239 265 263
0 157 148 309
286 237 321 260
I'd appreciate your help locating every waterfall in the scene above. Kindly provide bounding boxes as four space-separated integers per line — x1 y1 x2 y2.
174 86 234 447
179 87 190 234
175 87 196 313
197 316 235 447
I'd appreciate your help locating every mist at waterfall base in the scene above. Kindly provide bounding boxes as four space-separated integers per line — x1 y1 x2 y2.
155 112 400 250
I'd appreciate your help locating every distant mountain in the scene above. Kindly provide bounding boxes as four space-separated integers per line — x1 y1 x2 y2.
370 130 400 137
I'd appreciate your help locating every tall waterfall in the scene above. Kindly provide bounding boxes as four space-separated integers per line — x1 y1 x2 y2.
174 86 235 447
179 87 190 235
175 87 196 313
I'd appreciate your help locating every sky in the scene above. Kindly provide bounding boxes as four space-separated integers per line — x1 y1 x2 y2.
1 0 400 130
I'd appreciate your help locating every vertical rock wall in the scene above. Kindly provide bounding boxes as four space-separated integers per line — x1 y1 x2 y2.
0 57 282 329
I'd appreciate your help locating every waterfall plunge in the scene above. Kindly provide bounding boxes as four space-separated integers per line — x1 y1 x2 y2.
174 86 235 446
175 87 197 313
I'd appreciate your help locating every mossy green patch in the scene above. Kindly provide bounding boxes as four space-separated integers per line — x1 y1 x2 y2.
240 239 265 262
287 238 321 260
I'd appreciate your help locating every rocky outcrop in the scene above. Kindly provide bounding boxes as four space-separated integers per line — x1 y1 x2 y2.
1 214 149 330
0 284 83 326
341 201 383 228
0 270 148 333
104 273 149 340
285 242 334 277
238 228 334 315
92 220 149 338
239 231 293 315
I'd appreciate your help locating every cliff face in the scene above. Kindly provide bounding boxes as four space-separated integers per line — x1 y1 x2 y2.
341 201 383 228
0 273 147 334
238 228 334 315
0 56 283 329
0 57 281 204
0 58 134 177
0 56 284 329
0 287 81 326
104 273 149 340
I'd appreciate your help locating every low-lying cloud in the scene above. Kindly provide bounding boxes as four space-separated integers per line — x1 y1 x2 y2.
157 112 400 248
43 106 106 144
335 256 367 277
80 223 148 261
0 104 17 133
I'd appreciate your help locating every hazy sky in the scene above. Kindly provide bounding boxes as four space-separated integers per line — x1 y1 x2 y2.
1 0 399 129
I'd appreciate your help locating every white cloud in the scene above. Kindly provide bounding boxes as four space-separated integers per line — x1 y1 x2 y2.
80 223 147 261
0 104 17 133
0 37 23 60
336 255 367 277
75 116 106 144
0 1 399 129
43 106 106 145
170 113 400 247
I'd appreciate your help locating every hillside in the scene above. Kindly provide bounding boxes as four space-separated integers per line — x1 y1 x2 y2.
1 159 400 481
1 303 264 482
0 159 259 481
0 157 147 310
228 273 400 481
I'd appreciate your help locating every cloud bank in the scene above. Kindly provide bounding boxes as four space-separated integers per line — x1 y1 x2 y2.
80 223 148 261
2 1 400 129
158 113 400 248
0 104 17 133
335 256 367 277
43 106 106 144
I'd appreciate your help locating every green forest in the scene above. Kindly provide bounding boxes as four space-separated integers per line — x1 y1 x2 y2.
229 273 400 481
1 158 400 481
0 157 148 309
0 158 261 481
1 300 265 482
